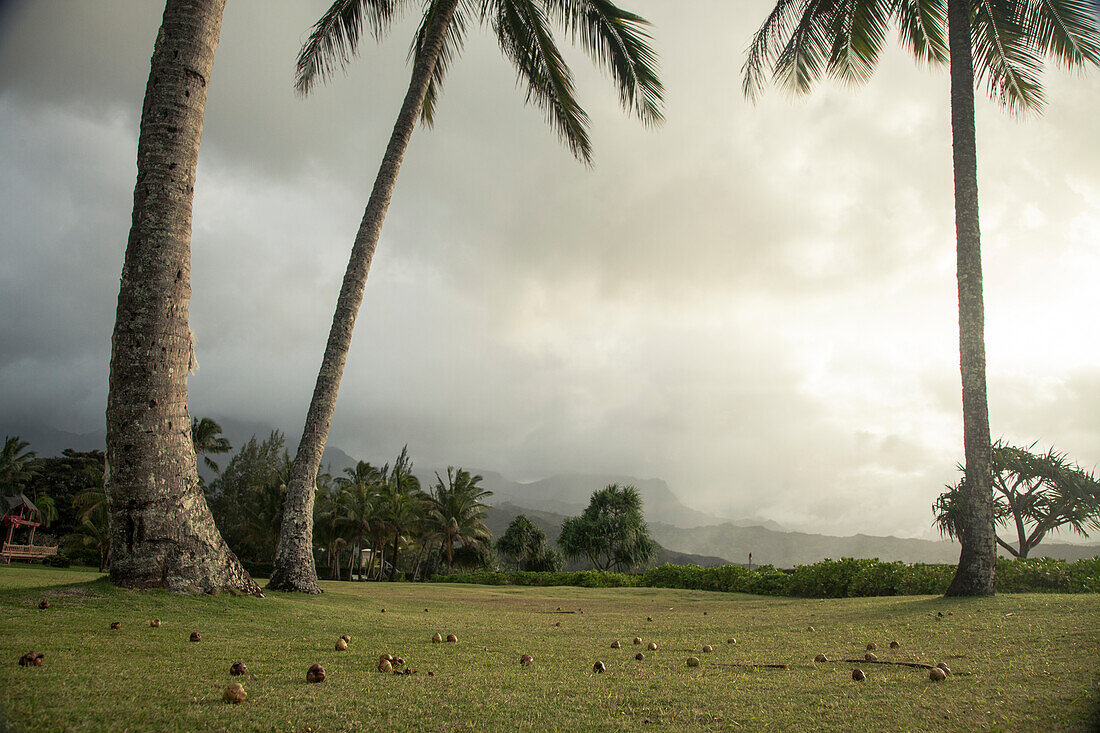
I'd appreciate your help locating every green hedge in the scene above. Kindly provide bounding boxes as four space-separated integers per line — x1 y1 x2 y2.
432 556 1099 597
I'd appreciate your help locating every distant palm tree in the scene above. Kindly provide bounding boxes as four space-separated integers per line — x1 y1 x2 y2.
269 0 665 593
335 461 384 579
0 435 37 493
67 502 111 572
375 446 425 580
428 467 493 572
191 417 232 474
742 0 1100 596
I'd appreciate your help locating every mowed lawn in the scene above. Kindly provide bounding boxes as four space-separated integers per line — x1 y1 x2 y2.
2 566 1098 732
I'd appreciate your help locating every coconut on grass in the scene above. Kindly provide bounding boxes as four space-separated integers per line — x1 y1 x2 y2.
635 653 645 661
431 633 443 644
686 657 700 667
229 661 247 676
223 683 246 704
341 634 351 644
814 654 828 663
110 622 121 630
936 662 950 675
593 661 606 673
929 667 947 681
446 634 458 643
647 642 658 651
852 668 866 681
307 663 326 683
866 643 876 651
610 640 621 649
19 652 44 667
520 654 534 666
378 659 393 674
701 645 713 654
335 638 348 651
38 600 49 610
889 640 900 649
190 632 201 642
633 637 642 645
150 619 161 628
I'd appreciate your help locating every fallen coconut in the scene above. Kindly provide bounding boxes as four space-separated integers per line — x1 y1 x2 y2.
306 663 326 683
701 645 714 654
446 634 458 643
230 661 248 676
110 622 121 630
335 638 348 651
646 617 653 622
889 640 900 649
380 653 394 663
635 653 645 661
807 626 815 632
431 633 443 644
647 642 658 651
520 654 534 666
929 667 947 682
865 652 878 662
936 662 950 675
866 643 876 651
610 641 621 649
593 661 606 673
852 668 866 681
686 657 700 667
814 654 828 663
223 683 246 704
19 652 43 667
726 638 737 645
380 608 386 613
341 634 351 644
378 659 393 674
189 632 201 642
393 657 405 667
633 637 642 645
150 618 161 628
38 600 49 610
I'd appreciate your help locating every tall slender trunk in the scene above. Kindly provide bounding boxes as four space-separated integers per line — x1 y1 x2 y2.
390 530 401 581
944 0 996 597
105 0 260 596
267 0 461 593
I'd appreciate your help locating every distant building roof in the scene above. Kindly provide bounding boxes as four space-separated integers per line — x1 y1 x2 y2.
2 493 40 516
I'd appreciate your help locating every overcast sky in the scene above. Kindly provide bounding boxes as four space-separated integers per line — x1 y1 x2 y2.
1 0 1097 540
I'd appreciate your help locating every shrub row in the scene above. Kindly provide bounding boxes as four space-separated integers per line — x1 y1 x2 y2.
434 556 1100 597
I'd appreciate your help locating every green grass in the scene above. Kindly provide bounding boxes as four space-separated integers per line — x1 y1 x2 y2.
2 565 1098 731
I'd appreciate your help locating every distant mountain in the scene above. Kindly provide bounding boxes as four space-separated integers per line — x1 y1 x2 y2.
484 502 732 569
476 470 785 532
0 422 105 458
648 521 1100 568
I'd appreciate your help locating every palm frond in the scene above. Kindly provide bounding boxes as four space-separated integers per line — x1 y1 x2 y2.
546 0 664 125
296 0 407 96
493 0 593 162
825 0 894 85
408 0 474 126
1022 0 1100 68
972 0 1046 113
773 0 845 95
743 0 809 101
894 0 949 65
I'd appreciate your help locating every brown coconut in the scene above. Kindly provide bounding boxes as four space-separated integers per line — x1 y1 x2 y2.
635 652 645 661
865 652 878 662
520 654 534 666
647 642 658 651
814 654 828 663
431 633 443 644
929 667 947 682
306 663 326 683
701 645 714 654
380 653 394 663
150 618 161 628
593 661 606 673
223 683 246 704
686 657 700 667
340 634 351 644
633 637 642 645
726 638 737 644
866 643 876 651
335 638 348 651
189 631 201 642
393 657 405 667
610 640 621 649
936 662 950 675
38 600 50 610
889 640 900 649
229 661 248 676
851 668 866 681
446 634 458 643
378 659 393 674
110 622 121 630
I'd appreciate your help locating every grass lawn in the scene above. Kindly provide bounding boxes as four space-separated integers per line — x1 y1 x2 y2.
2 565 1098 731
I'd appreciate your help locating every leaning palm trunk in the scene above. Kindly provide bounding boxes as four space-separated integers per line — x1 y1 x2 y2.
105 0 260 595
945 0 996 596
267 0 461 593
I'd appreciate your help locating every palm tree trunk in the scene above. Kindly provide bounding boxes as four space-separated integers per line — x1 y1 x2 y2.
944 0 996 597
105 0 260 596
267 0 461 593
390 530 401 581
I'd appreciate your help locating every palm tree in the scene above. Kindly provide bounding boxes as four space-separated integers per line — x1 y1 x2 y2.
191 417 233 474
335 461 384 579
742 0 1099 596
104 0 260 595
428 466 493 572
268 0 665 592
0 436 37 493
374 446 425 580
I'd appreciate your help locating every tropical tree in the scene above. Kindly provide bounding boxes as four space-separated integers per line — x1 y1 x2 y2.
428 466 493 572
268 0 665 592
0 436 37 494
191 417 233 475
335 461 385 579
497 514 561 571
376 446 425 580
934 441 1100 558
25 450 104 537
742 0 1100 596
104 0 259 595
558 484 656 571
313 487 349 579
71 468 110 572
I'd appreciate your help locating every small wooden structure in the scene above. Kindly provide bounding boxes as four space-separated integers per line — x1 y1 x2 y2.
2 493 58 564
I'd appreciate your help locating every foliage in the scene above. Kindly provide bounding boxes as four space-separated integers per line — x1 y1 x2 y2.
190 416 232 475
497 514 561 571
0 435 37 494
25 450 105 538
427 466 493 572
934 441 1100 557
558 484 657 571
207 432 291 564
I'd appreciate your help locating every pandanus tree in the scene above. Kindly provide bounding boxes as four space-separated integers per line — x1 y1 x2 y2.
742 0 1100 595
428 467 493 571
268 0 665 592
105 0 260 595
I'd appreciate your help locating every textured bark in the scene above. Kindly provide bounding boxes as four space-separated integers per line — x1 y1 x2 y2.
105 0 261 596
267 0 462 592
945 0 996 597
